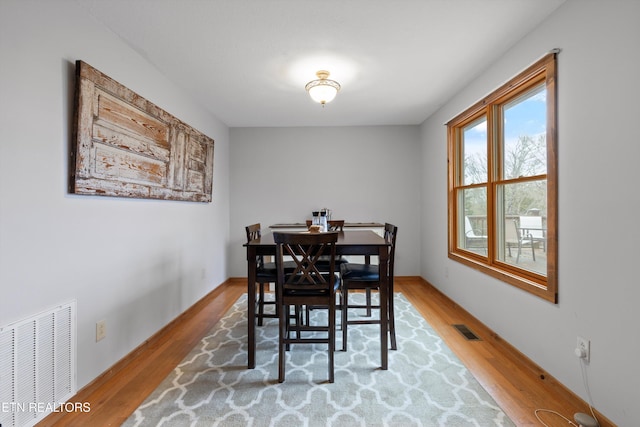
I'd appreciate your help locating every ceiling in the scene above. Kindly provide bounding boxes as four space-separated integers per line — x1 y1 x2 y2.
80 0 565 128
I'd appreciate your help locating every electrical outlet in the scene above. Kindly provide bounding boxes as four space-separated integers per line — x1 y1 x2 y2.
575 336 590 362
96 320 106 342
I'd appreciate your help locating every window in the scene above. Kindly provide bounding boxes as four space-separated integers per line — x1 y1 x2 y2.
447 53 557 302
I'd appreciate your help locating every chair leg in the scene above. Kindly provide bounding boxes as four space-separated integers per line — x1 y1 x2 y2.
341 286 348 351
530 239 536 261
294 305 303 341
257 283 266 326
339 291 347 352
365 288 373 317
273 284 279 320
286 305 299 351
279 303 287 383
388 292 397 350
328 304 335 383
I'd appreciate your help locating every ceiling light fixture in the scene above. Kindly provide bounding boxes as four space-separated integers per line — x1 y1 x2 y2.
305 70 340 106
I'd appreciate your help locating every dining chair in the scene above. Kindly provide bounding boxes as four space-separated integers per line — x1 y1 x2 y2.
339 223 398 352
320 220 348 265
245 223 297 326
274 231 342 383
304 220 348 325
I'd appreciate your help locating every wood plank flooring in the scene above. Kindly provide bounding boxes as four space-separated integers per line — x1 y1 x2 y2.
38 277 612 427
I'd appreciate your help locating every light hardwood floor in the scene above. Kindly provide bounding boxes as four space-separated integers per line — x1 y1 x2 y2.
39 277 612 427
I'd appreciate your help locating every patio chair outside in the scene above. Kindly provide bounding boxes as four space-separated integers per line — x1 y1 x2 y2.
519 216 546 252
465 216 487 253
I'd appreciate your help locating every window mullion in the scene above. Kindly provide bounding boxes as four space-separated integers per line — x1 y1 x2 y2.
486 105 496 261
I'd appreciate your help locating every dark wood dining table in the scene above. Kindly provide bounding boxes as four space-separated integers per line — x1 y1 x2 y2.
244 229 391 370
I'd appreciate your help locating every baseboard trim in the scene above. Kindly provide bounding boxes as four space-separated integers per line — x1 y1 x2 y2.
40 275 614 427
416 277 614 427
39 278 238 426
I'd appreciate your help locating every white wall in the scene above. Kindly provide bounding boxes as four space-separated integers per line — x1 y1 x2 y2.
228 126 421 278
420 1 640 425
0 0 230 389
2 0 637 424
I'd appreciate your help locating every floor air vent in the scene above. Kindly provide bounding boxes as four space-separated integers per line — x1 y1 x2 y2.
452 324 481 341
0 301 76 427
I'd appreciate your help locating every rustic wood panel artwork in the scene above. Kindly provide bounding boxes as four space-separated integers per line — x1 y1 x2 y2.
70 60 214 202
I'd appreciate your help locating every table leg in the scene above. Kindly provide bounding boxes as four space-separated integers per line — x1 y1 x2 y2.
379 246 388 370
247 248 257 369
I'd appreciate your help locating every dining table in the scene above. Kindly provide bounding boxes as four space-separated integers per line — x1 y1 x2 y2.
244 229 391 370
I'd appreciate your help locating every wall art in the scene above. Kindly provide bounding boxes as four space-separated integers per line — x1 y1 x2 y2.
70 60 214 202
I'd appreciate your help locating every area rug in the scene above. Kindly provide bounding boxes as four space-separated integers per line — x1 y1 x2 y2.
123 294 514 427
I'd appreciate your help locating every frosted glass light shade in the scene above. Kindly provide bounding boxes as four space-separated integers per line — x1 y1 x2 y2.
305 70 341 105
308 84 338 104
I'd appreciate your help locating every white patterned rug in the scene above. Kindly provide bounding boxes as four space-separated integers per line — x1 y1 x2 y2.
123 293 514 427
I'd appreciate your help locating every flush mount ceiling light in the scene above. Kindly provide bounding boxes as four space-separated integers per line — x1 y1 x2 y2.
305 70 341 106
